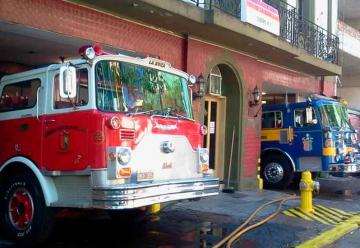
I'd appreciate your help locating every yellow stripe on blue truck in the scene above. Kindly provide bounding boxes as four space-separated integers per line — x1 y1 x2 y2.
261 128 293 142
323 147 336 156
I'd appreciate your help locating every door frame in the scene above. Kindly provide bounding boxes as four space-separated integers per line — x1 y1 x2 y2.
204 95 226 180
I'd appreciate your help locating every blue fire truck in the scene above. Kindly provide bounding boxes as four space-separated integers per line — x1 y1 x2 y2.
261 95 359 189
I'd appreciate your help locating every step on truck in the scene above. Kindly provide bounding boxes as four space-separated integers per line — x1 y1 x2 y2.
0 45 219 245
261 95 360 189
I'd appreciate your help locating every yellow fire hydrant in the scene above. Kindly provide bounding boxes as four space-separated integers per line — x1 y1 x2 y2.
299 171 320 213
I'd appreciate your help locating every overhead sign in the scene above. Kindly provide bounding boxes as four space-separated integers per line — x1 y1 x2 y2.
241 0 280 36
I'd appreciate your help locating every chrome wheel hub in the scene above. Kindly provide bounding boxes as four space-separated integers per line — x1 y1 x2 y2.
264 162 284 183
8 187 34 231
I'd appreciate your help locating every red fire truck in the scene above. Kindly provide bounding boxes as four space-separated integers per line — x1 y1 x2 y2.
0 45 219 244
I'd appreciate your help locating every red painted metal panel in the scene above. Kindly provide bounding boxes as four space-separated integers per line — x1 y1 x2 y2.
1 110 202 171
0 117 43 167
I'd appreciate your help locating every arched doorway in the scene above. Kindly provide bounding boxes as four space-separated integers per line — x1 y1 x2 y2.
203 64 241 187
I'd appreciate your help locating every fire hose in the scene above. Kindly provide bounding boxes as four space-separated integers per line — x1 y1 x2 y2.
213 195 300 248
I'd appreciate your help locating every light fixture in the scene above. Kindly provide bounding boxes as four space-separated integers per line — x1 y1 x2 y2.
192 73 206 99
249 85 261 107
78 44 103 60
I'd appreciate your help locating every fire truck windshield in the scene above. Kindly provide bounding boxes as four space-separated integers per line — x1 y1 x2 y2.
95 60 193 119
318 104 351 129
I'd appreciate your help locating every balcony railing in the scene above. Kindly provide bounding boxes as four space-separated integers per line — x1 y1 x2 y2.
181 0 339 64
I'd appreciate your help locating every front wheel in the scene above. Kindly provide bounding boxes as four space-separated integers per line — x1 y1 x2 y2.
261 154 294 189
0 172 54 246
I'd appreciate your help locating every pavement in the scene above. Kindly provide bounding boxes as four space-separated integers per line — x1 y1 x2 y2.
165 189 360 247
1 175 360 247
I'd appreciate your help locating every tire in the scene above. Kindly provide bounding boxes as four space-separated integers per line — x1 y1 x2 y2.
261 154 294 189
0 172 55 246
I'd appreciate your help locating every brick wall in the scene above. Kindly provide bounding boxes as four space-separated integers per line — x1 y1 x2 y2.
0 0 186 70
186 38 334 179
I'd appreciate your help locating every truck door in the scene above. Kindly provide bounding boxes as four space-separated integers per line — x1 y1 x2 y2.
0 77 43 165
292 106 323 171
42 66 90 171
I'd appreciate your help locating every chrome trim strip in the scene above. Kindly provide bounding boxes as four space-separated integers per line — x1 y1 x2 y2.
42 167 91 176
329 163 360 173
92 176 219 209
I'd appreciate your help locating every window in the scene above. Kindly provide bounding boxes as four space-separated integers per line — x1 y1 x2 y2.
327 0 333 34
294 108 316 127
95 61 192 118
209 65 222 96
54 68 88 109
0 79 41 112
262 111 283 128
297 0 314 21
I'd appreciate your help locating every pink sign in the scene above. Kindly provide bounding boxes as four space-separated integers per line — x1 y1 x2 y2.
241 0 280 36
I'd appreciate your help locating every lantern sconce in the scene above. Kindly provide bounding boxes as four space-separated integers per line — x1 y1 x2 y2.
249 85 261 107
192 74 206 99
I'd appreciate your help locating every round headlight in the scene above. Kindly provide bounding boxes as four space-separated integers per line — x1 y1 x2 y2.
118 148 131 165
200 149 209 163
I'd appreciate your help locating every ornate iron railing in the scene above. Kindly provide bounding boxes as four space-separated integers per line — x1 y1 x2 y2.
181 0 339 64
263 0 339 64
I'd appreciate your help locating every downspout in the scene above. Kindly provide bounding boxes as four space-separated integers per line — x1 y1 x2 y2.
183 34 189 72
320 75 325 95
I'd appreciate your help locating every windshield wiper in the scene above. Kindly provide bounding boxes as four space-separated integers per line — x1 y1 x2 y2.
165 108 194 122
128 109 163 116
167 112 194 122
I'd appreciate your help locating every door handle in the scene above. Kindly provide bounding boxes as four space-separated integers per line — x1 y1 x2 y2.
45 119 56 124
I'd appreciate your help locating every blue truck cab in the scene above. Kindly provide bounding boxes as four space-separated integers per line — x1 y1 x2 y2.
261 94 359 189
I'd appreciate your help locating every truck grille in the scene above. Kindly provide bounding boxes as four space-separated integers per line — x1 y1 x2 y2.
120 129 135 140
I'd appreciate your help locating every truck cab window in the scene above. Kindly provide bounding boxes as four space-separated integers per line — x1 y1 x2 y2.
0 79 40 112
54 68 88 109
262 111 283 128
294 108 316 127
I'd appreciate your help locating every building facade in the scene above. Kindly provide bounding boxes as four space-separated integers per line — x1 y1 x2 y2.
0 0 341 189
336 0 360 132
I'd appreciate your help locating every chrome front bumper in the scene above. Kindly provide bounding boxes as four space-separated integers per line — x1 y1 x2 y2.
330 163 360 173
92 177 219 209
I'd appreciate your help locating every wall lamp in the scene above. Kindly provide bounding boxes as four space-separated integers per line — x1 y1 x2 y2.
249 85 261 107
192 73 206 99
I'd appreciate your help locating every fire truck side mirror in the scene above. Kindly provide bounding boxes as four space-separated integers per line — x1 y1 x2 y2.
59 66 77 98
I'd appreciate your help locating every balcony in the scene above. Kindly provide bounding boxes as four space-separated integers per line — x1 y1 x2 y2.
69 0 341 75
186 0 339 65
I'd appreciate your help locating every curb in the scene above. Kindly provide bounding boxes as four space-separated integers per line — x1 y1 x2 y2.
297 215 360 248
